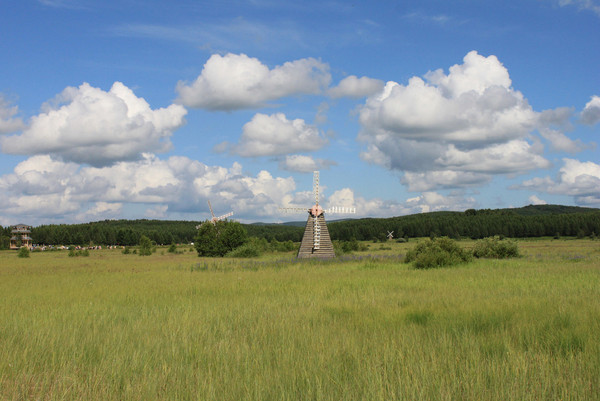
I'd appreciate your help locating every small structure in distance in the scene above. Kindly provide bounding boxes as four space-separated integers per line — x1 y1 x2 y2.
387 231 394 241
279 171 355 259
10 224 33 249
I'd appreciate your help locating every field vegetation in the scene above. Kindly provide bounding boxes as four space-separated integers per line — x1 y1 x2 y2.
1 238 599 400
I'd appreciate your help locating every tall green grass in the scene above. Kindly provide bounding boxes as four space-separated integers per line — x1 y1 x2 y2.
1 240 599 400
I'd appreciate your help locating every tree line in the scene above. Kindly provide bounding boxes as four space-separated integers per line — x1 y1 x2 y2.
328 208 600 241
1 205 599 249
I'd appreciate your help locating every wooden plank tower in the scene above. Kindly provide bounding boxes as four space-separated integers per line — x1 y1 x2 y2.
280 171 356 259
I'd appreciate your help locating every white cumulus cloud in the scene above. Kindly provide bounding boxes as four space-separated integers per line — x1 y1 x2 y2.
517 158 600 206
0 154 307 224
328 75 384 98
176 53 331 110
358 51 549 191
0 82 187 167
230 113 328 157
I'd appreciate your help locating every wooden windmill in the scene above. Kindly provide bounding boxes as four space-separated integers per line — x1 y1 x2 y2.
280 171 356 258
196 200 234 229
387 231 394 241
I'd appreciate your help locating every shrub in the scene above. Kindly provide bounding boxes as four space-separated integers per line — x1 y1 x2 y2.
472 236 520 259
17 246 30 258
195 220 248 257
342 239 360 253
269 239 295 252
168 243 177 253
122 247 130 255
226 242 261 258
139 235 153 256
404 237 472 269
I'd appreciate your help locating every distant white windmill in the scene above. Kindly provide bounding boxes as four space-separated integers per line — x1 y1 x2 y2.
387 231 394 241
196 200 234 229
279 171 356 258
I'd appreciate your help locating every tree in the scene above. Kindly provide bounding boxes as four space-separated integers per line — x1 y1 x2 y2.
195 220 248 257
18 246 30 258
139 235 153 256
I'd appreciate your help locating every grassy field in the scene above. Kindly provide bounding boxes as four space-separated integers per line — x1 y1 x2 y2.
1 239 599 400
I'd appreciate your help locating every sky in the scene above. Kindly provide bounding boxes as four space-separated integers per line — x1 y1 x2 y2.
0 0 599 226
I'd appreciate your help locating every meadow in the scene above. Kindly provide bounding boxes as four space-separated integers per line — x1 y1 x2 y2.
1 239 599 400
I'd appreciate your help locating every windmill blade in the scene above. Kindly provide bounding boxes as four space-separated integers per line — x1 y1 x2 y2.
324 206 356 214
207 200 215 219
215 211 234 221
313 170 320 206
278 207 309 213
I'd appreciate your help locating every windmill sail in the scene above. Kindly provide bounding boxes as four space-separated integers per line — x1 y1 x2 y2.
197 200 234 229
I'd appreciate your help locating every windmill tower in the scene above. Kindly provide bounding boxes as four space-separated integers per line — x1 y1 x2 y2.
196 200 234 229
387 231 394 241
280 171 356 259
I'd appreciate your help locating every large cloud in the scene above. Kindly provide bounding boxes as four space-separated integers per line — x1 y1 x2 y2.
228 112 328 157
0 82 187 167
516 158 600 206
358 51 550 191
176 53 331 110
0 154 300 224
0 153 478 225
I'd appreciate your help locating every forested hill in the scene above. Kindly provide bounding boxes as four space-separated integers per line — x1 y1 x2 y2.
508 204 599 216
1 205 599 248
327 205 600 242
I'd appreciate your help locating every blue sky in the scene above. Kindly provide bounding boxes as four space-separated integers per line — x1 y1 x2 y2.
1 0 599 225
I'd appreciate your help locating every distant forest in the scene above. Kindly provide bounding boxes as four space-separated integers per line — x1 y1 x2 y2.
1 205 599 249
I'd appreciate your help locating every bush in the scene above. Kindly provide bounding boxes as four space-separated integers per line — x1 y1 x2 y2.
139 235 153 256
195 220 248 257
269 239 296 252
168 243 177 253
342 238 360 253
226 242 261 258
404 237 472 269
472 236 520 259
17 246 30 258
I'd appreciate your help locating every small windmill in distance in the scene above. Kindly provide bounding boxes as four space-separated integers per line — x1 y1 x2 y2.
279 171 356 259
196 200 234 229
387 231 394 241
